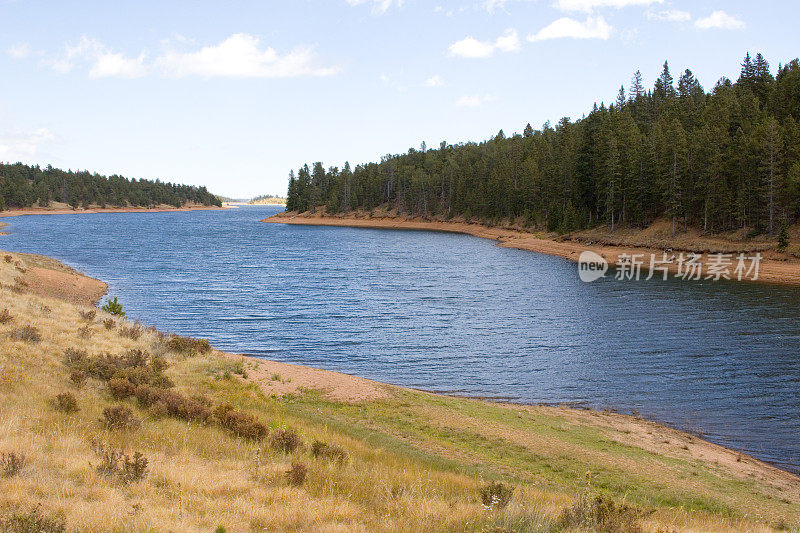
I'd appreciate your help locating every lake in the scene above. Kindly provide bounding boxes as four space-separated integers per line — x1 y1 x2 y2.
4 205 800 472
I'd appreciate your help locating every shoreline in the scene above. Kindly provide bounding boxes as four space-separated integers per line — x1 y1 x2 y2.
264 212 800 287
0 204 226 219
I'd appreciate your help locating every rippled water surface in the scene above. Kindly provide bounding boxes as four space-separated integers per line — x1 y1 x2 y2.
5 205 800 472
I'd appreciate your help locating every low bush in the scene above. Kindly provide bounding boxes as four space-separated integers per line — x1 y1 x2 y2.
270 428 303 454
93 442 148 484
108 378 136 400
64 348 172 389
1 452 26 477
311 440 348 462
102 318 116 330
77 325 93 339
0 504 66 533
118 323 142 340
53 392 79 413
165 334 212 355
69 370 88 388
9 325 41 343
0 308 13 324
217 407 268 440
79 309 96 321
100 405 141 430
479 481 514 510
285 462 307 486
559 493 641 533
133 385 212 423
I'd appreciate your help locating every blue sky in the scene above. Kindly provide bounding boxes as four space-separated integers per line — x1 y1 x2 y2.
0 0 796 198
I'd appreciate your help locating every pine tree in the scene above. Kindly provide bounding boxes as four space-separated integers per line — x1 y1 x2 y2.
629 70 645 101
777 221 789 251
523 123 534 138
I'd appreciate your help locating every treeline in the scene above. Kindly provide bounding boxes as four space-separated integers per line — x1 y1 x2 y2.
287 53 800 235
0 163 221 210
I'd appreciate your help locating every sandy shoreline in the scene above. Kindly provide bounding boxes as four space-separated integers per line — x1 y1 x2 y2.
264 212 800 287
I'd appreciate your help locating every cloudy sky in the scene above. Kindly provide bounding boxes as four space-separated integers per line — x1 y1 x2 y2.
0 0 795 198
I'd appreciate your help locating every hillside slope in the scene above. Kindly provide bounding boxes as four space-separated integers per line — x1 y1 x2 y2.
0 251 797 531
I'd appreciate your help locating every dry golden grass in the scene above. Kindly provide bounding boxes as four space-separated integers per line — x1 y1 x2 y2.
0 250 795 532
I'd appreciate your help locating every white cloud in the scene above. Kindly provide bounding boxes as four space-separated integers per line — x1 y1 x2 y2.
7 43 32 59
646 9 690 22
554 0 661 12
32 36 146 78
455 94 495 107
528 16 612 41
90 52 147 79
380 73 390 83
448 29 520 58
0 128 56 163
484 0 508 12
345 0 403 15
155 34 339 78
495 29 521 52
695 10 744 30
425 74 443 87
12 34 338 80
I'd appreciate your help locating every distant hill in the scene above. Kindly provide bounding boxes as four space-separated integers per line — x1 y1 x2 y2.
249 194 286 205
0 162 221 210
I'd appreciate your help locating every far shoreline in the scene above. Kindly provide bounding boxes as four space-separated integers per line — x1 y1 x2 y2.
0 204 227 219
263 211 800 287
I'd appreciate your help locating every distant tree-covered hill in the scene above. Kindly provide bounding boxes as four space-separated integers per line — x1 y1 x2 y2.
0 163 221 210
249 194 286 205
286 53 800 236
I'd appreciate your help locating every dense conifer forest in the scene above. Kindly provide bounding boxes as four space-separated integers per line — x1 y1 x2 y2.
0 163 221 210
286 53 800 235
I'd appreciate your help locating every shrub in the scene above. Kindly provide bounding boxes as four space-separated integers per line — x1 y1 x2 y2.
119 324 142 340
77 325 93 339
64 348 172 389
1 452 26 477
165 335 212 355
311 440 348 462
0 504 66 533
69 370 88 388
3 255 11 263
102 318 116 330
147 401 169 418
53 392 79 413
0 308 13 324
231 359 248 378
479 481 514 510
108 378 136 400
101 297 125 317
9 325 41 343
94 444 148 484
217 409 268 440
100 405 141 430
63 347 88 367
270 428 303 454
79 309 97 321
285 462 307 486
559 493 641 533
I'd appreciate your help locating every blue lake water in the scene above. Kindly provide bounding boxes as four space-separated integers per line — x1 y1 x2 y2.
4 205 800 472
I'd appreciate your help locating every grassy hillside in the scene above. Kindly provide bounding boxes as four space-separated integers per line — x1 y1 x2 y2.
0 250 797 532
